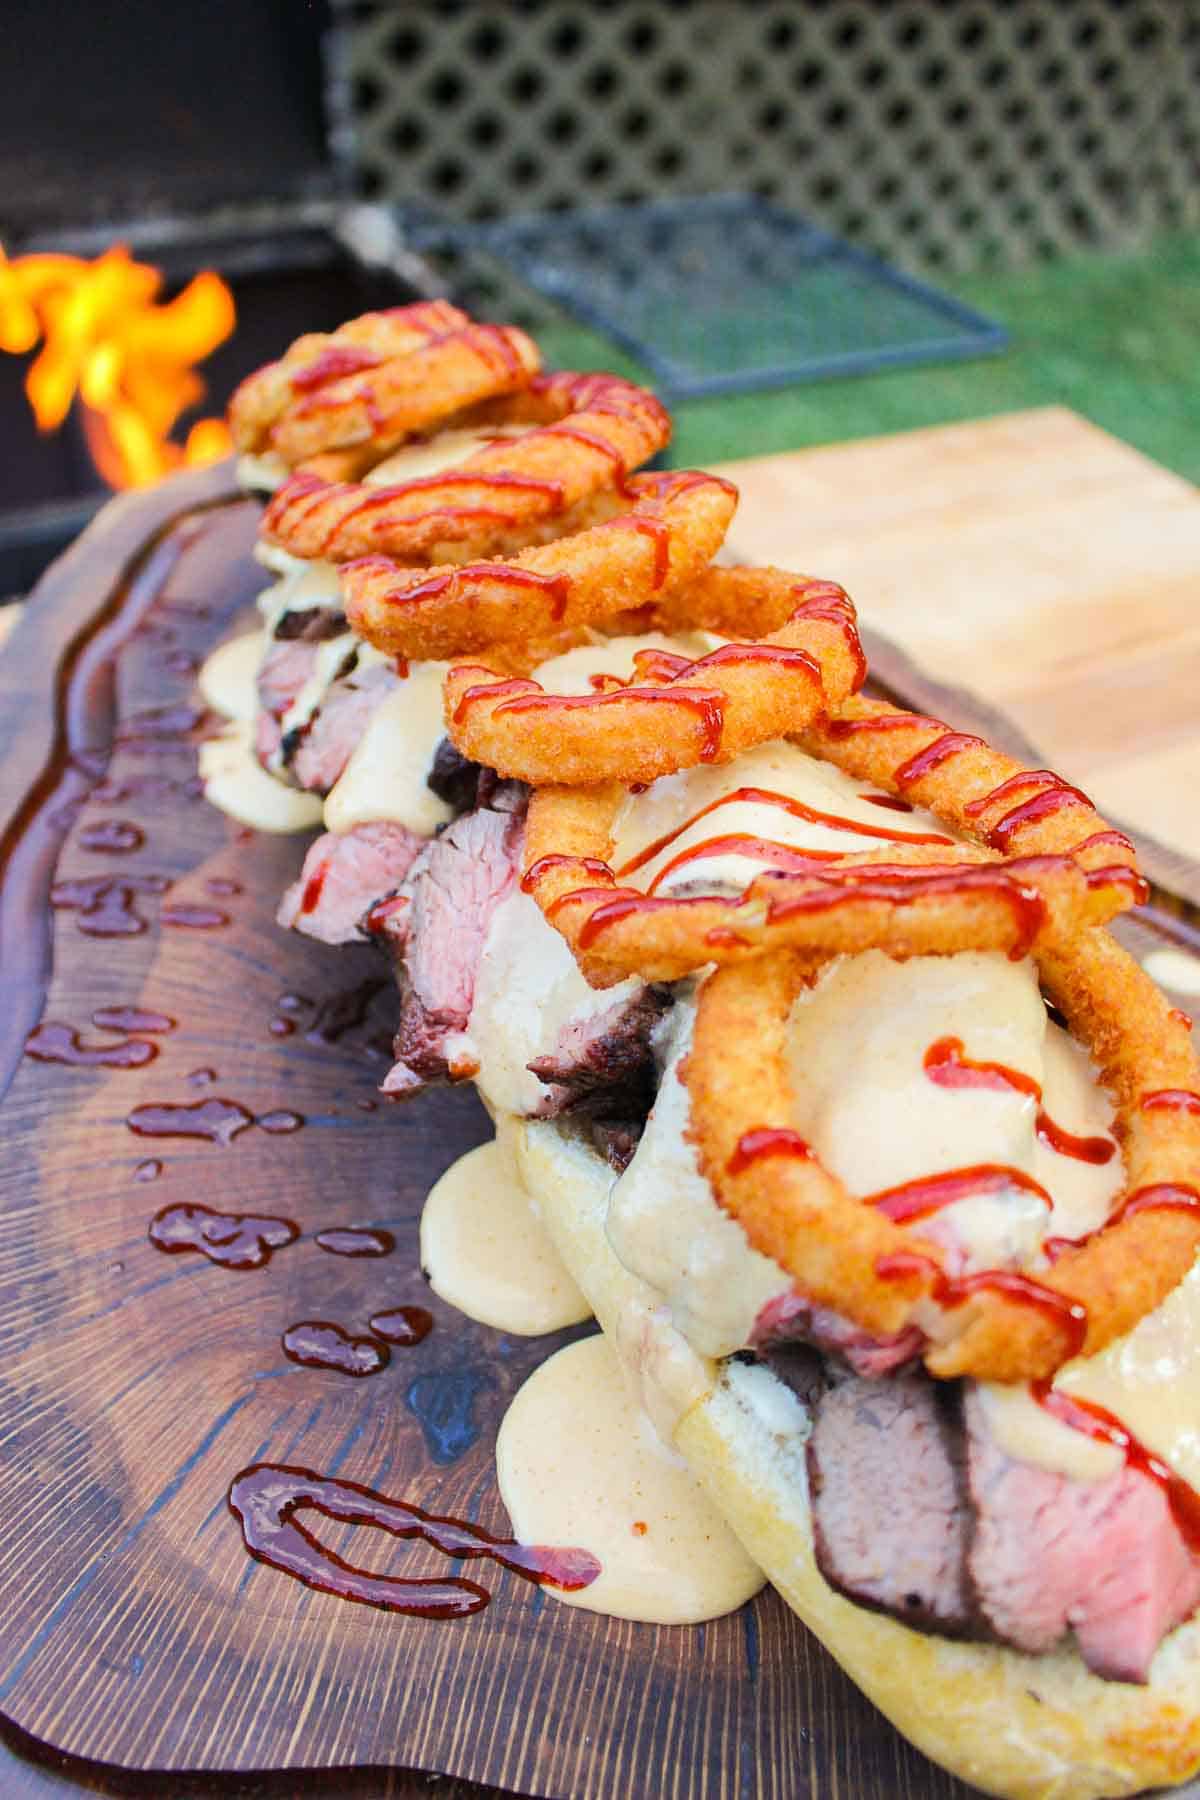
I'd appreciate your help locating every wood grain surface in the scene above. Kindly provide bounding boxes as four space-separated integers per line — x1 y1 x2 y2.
1 433 1198 1800
719 405 1200 877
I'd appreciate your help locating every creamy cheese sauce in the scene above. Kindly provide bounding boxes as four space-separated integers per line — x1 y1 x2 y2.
365 422 530 486
610 738 955 897
606 995 790 1357
322 658 454 838
468 889 644 1118
786 951 1121 1272
197 724 324 833
530 630 724 696
420 1131 591 1336
496 1333 764 1623
198 630 264 725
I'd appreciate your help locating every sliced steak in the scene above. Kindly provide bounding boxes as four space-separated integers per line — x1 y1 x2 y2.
290 659 400 794
272 606 347 644
807 1370 976 1636
752 1291 923 1379
528 986 672 1106
427 737 483 813
374 782 527 1096
277 821 424 946
257 636 321 725
964 1387 1200 1682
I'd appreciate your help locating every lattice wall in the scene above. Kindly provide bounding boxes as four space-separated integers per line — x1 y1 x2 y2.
326 0 1200 274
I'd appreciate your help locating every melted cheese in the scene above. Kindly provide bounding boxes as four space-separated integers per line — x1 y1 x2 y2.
786 951 1121 1273
322 657 453 838
468 889 644 1118
420 1131 590 1336
496 1333 764 1623
610 738 954 897
198 630 264 724
364 422 530 486
606 996 790 1357
256 557 343 637
277 632 359 746
530 630 723 696
198 724 323 833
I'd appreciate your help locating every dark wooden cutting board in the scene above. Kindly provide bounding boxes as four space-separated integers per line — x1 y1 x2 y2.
1 460 1198 1800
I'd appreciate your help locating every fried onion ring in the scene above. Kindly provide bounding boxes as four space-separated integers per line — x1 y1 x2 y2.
443 573 867 786
799 695 1138 875
258 372 671 565
268 322 543 465
521 778 1146 988
340 470 738 663
685 931 1200 1383
228 300 470 453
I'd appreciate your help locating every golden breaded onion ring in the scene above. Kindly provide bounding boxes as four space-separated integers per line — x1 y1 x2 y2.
684 931 1200 1384
521 705 1147 986
268 322 542 465
227 300 470 453
443 573 867 787
800 694 1139 873
340 470 738 663
258 372 671 565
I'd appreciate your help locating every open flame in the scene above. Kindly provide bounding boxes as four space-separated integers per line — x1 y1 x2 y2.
0 242 235 489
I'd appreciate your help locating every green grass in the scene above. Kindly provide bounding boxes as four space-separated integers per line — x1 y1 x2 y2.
532 232 1200 482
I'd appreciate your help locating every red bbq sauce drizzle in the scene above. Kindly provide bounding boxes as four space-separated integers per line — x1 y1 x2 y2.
314 1227 395 1258
1141 1089 1200 1115
645 834 842 895
759 863 1048 961
1169 1010 1194 1031
161 903 230 930
615 784 954 881
382 561 572 623
876 1249 1089 1362
50 874 169 937
923 1035 1116 1165
282 1321 389 1378
1032 1385 1200 1552
727 1128 812 1174
867 1163 1052 1225
77 819 145 853
861 793 915 813
128 1098 254 1145
494 685 727 762
92 1006 174 1033
964 771 1093 849
602 514 670 588
227 1463 600 1617
520 854 613 893
895 732 987 788
25 1022 157 1069
315 471 566 555
369 1306 434 1346
289 344 381 392
149 1203 299 1268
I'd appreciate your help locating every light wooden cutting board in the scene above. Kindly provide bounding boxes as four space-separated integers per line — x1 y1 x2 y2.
716 405 1200 865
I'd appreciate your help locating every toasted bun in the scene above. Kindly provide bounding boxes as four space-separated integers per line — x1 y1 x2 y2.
513 1116 1200 1800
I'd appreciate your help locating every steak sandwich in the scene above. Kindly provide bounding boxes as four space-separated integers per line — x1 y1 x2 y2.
200 302 1200 1800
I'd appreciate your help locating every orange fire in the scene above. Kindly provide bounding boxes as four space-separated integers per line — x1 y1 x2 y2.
0 242 235 489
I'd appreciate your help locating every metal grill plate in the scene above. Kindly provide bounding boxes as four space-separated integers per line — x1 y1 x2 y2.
413 195 1007 398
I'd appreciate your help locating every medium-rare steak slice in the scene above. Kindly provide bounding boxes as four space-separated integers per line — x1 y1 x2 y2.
528 986 672 1105
964 1387 1200 1682
375 782 527 1095
257 605 347 725
752 1291 923 1379
277 820 424 946
807 1370 976 1636
290 659 400 794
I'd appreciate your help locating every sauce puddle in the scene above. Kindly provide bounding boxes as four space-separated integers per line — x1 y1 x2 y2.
149 1202 300 1268
314 1228 395 1258
228 1463 600 1617
282 1321 389 1377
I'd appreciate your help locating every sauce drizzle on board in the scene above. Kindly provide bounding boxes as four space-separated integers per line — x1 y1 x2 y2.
24 1022 157 1069
281 1321 389 1378
148 1203 299 1268
227 1463 600 1618
314 1227 395 1257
